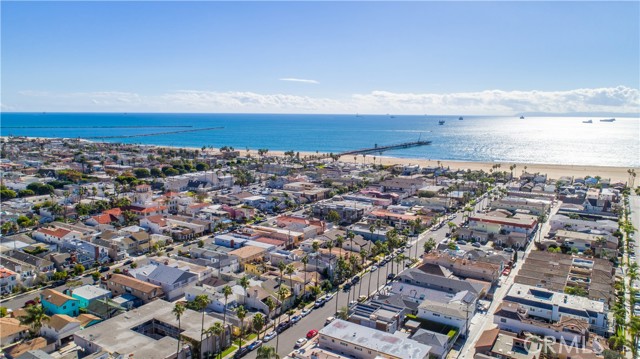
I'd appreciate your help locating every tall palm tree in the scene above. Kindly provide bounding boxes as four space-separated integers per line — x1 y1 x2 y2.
172 302 186 357
236 306 247 351
19 304 49 338
264 296 276 321
252 313 265 340
358 249 368 297
275 286 290 353
326 239 334 282
312 241 321 286
285 264 295 304
194 294 212 351
301 255 309 300
221 285 233 356
256 346 280 359
239 275 250 305
346 230 355 255
206 322 224 359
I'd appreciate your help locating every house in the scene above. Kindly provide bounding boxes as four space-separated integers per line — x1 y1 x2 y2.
421 252 501 284
468 214 537 237
493 301 590 348
40 314 81 347
410 329 454 359
229 246 267 271
318 319 431 359
348 302 404 333
32 226 82 246
0 266 18 295
41 289 79 317
554 230 618 252
503 283 608 335
71 285 112 309
73 299 231 359
416 290 476 337
474 328 542 359
312 200 373 225
549 215 617 234
129 263 198 301
103 273 164 304
0 317 29 346
139 215 169 234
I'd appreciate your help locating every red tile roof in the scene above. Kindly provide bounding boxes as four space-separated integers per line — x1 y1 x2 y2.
0 267 17 279
38 227 71 239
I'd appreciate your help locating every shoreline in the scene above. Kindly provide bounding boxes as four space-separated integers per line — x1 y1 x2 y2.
4 136 638 183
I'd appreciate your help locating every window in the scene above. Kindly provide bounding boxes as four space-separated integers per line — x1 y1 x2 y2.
63 305 67 309
340 342 348 347
500 318 506 323
433 313 440 317
354 347 362 351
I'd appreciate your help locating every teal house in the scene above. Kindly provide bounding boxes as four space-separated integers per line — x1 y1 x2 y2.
41 288 79 316
71 285 112 309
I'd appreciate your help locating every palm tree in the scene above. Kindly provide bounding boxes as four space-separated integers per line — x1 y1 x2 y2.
236 306 248 350
275 286 290 353
346 230 355 255
172 302 186 357
301 255 309 300
19 304 49 338
358 249 368 297
252 312 265 340
263 296 276 321
336 306 349 320
326 239 334 281
285 263 295 304
256 345 280 359
239 275 250 305
312 241 321 286
221 285 233 355
206 322 224 359
194 294 212 351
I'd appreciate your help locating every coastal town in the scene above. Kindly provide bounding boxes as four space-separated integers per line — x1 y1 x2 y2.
0 136 638 359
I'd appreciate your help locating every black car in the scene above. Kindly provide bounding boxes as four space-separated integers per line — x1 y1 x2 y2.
124 260 133 265
99 266 110 273
343 282 351 291
387 273 396 280
351 275 360 284
233 346 250 359
276 320 291 333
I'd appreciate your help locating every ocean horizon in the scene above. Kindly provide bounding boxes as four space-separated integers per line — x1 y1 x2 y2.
1 112 639 168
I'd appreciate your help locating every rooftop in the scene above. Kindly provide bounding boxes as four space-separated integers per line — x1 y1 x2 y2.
319 319 431 359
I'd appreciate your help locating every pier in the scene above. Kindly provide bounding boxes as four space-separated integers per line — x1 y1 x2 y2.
338 140 432 156
83 127 224 140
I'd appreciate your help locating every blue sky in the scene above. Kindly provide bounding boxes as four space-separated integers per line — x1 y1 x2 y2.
2 1 639 114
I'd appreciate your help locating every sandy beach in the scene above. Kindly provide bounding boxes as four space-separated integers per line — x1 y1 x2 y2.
251 149 637 184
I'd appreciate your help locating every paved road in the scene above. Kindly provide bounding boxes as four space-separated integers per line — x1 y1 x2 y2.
0 275 94 310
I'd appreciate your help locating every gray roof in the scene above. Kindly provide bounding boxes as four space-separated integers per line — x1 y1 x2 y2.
320 319 431 359
131 263 198 285
399 268 484 295
411 329 450 348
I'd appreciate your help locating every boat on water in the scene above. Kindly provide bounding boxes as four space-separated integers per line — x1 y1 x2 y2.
600 118 616 122
520 115 525 119
582 119 593 124
458 116 463 120
438 120 445 125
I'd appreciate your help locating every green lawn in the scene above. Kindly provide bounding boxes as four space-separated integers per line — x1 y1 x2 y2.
221 345 237 358
246 333 257 341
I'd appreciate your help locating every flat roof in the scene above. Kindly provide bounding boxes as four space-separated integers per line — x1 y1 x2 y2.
319 319 431 359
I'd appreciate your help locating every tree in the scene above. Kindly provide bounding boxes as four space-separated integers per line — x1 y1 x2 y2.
275 286 290 353
336 306 349 320
252 313 265 340
194 294 212 349
423 238 436 254
256 346 280 359
19 304 50 337
312 241 321 286
173 302 186 356
206 321 225 359
0 306 7 318
91 272 101 282
52 270 68 281
239 275 250 305
326 210 340 225
73 264 85 276
301 255 309 299
0 187 17 201
285 264 295 305
133 168 150 179
221 285 233 355
236 306 248 351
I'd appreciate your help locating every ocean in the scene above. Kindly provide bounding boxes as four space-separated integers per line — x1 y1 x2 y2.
1 112 638 167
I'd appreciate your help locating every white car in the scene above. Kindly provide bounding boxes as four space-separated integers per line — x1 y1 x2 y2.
295 338 308 348
264 331 277 342
370 265 378 272
301 308 312 317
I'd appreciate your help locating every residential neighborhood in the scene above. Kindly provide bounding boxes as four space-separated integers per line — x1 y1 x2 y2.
0 137 638 359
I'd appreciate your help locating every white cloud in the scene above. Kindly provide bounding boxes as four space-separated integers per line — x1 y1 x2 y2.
9 86 639 115
279 78 319 84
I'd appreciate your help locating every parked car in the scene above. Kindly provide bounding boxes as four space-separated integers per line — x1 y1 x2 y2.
358 295 367 302
291 315 302 324
343 282 352 291
351 275 360 284
306 330 318 339
99 266 110 273
387 273 395 280
324 316 335 326
234 347 250 359
295 338 308 348
349 300 358 307
503 248 515 253
370 265 378 272
263 331 277 342
247 340 263 351
314 299 325 309
301 308 312 317
456 240 467 245
472 242 481 248
276 320 291 333
124 260 133 265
